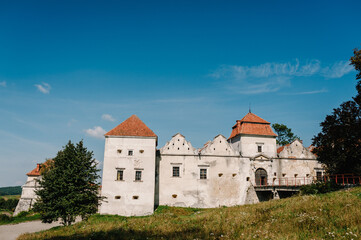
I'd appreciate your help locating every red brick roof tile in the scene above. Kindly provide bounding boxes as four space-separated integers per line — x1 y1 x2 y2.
26 160 53 176
229 113 277 139
277 143 291 154
105 115 157 137
239 112 270 124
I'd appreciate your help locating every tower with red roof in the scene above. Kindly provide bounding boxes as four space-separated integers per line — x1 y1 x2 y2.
99 115 158 216
228 112 278 158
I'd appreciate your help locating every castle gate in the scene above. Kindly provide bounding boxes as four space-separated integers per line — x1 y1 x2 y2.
255 168 267 186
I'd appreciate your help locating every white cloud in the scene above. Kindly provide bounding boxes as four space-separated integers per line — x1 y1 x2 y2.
102 114 115 122
281 89 328 95
84 126 106 139
211 59 352 95
322 61 354 78
35 82 51 94
0 81 6 87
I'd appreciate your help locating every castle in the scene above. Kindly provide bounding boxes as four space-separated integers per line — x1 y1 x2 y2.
15 112 323 216
99 113 323 216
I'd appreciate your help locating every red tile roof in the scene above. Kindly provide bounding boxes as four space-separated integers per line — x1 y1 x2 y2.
277 143 291 154
26 160 53 176
239 112 270 124
26 164 41 176
105 114 157 137
229 113 277 139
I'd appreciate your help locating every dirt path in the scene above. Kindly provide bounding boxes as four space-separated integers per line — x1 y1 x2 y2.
0 220 62 240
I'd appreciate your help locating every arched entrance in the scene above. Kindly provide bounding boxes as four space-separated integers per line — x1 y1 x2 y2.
255 168 267 186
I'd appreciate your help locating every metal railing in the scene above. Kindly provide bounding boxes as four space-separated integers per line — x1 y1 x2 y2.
254 174 361 187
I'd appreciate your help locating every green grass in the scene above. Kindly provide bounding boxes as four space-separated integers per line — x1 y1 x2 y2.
19 187 361 240
0 212 41 225
0 195 20 200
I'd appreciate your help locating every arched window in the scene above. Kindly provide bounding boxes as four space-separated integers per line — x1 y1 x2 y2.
255 168 267 186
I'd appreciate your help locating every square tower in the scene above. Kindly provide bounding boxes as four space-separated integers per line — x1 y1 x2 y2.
228 112 277 158
99 115 157 216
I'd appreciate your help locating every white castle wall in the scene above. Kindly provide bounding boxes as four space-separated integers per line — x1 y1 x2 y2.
158 134 252 208
99 131 323 216
99 136 157 216
13 176 39 216
238 135 277 158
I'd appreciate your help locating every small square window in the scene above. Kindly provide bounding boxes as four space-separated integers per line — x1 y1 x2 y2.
135 170 142 181
117 170 124 181
172 166 180 177
200 169 207 179
128 150 133 156
257 145 262 152
115 195 121 199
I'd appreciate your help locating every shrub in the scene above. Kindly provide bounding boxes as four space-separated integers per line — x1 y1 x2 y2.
300 180 343 195
16 211 29 218
0 214 12 223
0 198 19 211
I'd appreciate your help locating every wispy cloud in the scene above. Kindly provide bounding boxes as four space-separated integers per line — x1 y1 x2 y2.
35 82 51 94
102 114 116 122
280 88 328 95
322 61 354 78
0 81 6 87
84 126 106 139
211 59 352 94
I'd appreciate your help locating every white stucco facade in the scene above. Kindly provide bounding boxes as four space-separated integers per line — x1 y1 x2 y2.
99 113 323 216
16 113 323 217
99 136 157 216
14 168 41 216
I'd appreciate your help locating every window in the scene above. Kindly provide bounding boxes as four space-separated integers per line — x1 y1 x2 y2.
257 145 262 152
172 166 180 177
135 170 142 181
200 169 207 179
115 196 121 199
116 170 124 181
316 171 322 181
128 150 133 156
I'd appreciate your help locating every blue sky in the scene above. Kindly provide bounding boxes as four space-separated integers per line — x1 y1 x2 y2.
0 0 360 187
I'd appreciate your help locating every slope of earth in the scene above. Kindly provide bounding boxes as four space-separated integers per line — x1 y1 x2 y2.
19 187 361 240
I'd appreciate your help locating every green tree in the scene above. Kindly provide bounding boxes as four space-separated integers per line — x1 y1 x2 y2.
312 48 361 175
33 140 101 226
272 123 298 145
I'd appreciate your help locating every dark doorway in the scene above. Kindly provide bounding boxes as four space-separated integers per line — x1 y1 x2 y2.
256 191 273 201
255 168 268 186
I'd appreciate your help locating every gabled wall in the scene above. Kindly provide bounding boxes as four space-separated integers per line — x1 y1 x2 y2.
159 134 254 208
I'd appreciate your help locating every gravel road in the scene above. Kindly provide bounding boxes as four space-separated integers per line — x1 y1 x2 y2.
0 220 62 240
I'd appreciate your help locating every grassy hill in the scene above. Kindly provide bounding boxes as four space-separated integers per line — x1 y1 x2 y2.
0 186 21 196
19 187 361 240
